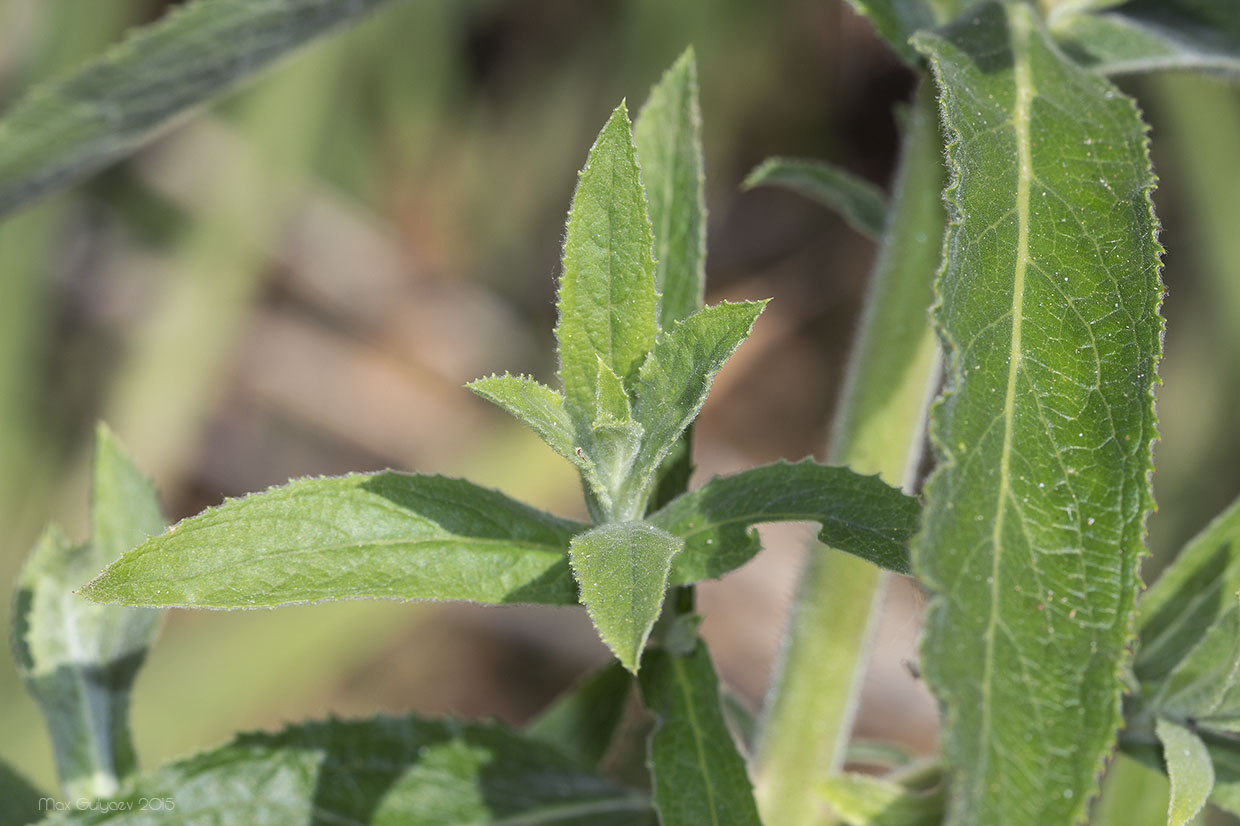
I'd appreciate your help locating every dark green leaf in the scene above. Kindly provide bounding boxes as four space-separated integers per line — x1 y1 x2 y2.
843 0 938 65
569 522 683 672
743 157 887 239
0 0 396 218
633 48 706 329
38 716 654 825
1155 717 1214 826
82 473 586 608
649 458 919 582
638 643 762 826
0 759 45 826
913 3 1163 823
1204 733 1240 817
526 662 634 768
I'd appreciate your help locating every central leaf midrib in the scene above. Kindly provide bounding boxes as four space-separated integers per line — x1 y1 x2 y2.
673 655 723 826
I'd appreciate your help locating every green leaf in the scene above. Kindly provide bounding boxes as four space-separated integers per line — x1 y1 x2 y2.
1051 1 1240 78
38 716 655 825
526 662 634 767
649 458 920 583
912 3 1163 824
0 759 45 826
1204 734 1240 817
82 472 587 608
616 299 766 520
819 766 945 826
1152 595 1240 734
467 373 583 467
556 102 658 431
13 427 166 801
1155 718 1214 826
843 0 939 65
638 642 763 826
633 47 706 329
0 0 396 218
569 522 683 672
743 157 888 239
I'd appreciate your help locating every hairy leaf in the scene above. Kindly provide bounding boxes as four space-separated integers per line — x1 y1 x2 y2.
82 473 587 608
467 373 581 467
1156 718 1214 826
38 717 654 825
527 662 634 767
569 522 683 672
0 0 396 218
556 102 658 431
913 3 1163 823
633 48 706 329
743 156 887 239
639 643 762 826
648 458 920 583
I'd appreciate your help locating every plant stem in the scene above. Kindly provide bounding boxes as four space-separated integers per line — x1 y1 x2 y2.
753 80 945 826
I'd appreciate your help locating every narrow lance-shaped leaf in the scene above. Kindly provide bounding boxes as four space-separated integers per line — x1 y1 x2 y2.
82 473 587 609
913 3 1163 824
569 521 683 673
1155 718 1214 826
743 156 888 240
12 425 166 801
467 373 596 478
526 662 634 768
0 0 397 218
818 765 945 826
638 642 763 826
633 47 706 329
648 458 920 583
0 752 47 825
36 716 655 825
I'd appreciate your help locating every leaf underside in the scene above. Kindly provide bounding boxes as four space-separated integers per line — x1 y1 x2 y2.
913 4 1162 824
742 156 888 240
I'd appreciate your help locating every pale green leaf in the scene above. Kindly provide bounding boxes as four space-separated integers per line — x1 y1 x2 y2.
1051 1 1240 77
913 3 1163 824
569 522 683 672
0 759 44 826
633 47 705 329
638 642 762 826
82 473 586 608
556 102 658 430
13 428 166 800
819 766 944 826
526 662 633 768
1156 718 1214 826
615 299 766 520
0 0 396 218
38 716 655 825
648 458 920 583
743 157 888 239
1153 596 1240 733
466 373 583 467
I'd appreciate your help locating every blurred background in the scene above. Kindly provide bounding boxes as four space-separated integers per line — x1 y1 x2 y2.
0 0 1237 804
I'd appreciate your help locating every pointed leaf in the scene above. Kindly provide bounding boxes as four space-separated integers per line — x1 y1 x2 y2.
743 156 888 239
913 3 1163 824
639 642 762 826
843 0 939 65
0 0 397 218
82 473 587 608
556 102 658 429
648 459 920 583
526 662 634 767
37 716 655 825
1156 718 1214 826
819 767 945 826
569 522 682 672
0 759 45 826
467 373 582 466
633 47 706 328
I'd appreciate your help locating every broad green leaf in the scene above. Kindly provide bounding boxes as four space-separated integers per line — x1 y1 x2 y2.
38 716 655 825
556 102 658 430
633 47 706 329
638 643 762 826
819 766 945 826
743 157 887 239
569 522 683 672
1156 718 1214 826
0 759 44 826
648 459 920 583
615 299 766 520
1091 753 1170 826
1051 1 1240 78
526 662 634 767
13 428 166 800
912 3 1163 824
0 0 396 218
82 473 587 608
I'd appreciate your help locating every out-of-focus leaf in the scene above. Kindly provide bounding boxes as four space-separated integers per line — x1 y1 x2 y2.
649 459 920 582
38 717 655 825
743 157 887 239
819 766 945 826
569 522 683 672
638 643 762 826
912 3 1163 824
0 0 397 217
842 0 937 65
526 662 634 767
82 473 586 608
1051 0 1240 77
0 759 44 826
1205 734 1240 817
633 47 705 329
1155 718 1214 826
13 427 166 800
